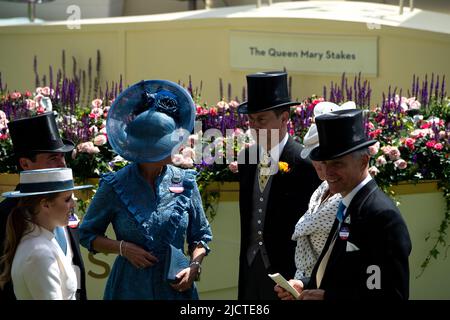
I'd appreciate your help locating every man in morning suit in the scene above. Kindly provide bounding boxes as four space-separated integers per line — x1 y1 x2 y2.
237 71 321 299
0 112 87 300
276 109 411 300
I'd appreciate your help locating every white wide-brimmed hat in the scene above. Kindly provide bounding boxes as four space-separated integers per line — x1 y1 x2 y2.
2 168 92 198
300 101 356 159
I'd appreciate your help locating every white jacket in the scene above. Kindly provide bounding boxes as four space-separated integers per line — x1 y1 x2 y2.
12 224 77 300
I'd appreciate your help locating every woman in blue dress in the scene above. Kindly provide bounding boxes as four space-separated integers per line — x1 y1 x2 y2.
79 80 212 300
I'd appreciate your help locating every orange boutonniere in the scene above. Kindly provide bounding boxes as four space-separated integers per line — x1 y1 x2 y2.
278 161 291 174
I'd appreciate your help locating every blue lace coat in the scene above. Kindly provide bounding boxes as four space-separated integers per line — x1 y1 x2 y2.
79 163 212 300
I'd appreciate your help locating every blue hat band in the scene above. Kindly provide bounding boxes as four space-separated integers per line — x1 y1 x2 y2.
20 180 74 194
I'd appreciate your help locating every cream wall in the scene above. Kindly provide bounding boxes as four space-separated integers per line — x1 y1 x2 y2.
1 16 449 106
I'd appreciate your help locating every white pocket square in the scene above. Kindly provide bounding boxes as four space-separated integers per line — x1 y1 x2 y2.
346 241 360 252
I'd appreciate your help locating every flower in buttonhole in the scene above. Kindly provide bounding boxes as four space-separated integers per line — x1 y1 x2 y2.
278 161 290 174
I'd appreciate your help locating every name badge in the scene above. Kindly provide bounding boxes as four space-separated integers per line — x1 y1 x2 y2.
68 213 80 228
339 226 350 240
169 172 184 193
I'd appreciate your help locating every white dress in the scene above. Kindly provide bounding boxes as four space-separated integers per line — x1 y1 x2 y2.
292 181 341 279
11 224 77 300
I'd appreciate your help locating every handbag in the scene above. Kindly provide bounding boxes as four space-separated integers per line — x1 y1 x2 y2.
164 244 190 283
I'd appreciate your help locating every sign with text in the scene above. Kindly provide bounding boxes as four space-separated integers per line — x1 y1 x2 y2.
230 31 377 76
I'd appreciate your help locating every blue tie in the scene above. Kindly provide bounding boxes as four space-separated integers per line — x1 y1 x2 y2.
336 201 347 224
54 227 67 255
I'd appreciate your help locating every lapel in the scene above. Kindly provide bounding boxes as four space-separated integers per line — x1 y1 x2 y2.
270 136 295 192
322 179 379 279
240 144 259 202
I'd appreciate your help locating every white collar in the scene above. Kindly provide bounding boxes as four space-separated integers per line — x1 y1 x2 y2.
259 132 289 164
342 174 372 208
23 223 55 241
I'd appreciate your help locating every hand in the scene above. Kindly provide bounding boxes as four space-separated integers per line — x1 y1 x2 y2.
122 241 158 269
299 289 325 300
274 279 303 300
170 266 199 292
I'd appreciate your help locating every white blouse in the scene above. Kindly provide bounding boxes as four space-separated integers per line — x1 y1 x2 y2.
292 181 341 279
11 224 77 300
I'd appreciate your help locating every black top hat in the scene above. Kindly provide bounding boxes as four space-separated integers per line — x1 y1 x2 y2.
237 71 298 114
309 109 376 161
7 112 74 157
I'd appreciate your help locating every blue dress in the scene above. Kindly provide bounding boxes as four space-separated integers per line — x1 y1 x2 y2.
79 163 212 300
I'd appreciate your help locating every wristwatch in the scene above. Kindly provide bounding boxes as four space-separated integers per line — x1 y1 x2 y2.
189 261 201 281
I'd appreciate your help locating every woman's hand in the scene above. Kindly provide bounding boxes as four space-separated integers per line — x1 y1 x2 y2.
170 265 199 292
274 279 304 300
122 241 158 269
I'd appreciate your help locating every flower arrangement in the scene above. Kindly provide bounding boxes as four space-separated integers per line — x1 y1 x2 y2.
1 58 449 275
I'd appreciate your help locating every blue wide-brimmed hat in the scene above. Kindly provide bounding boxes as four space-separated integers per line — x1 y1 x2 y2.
2 168 92 198
106 80 195 163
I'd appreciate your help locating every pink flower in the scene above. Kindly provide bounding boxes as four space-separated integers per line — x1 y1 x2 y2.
434 143 444 151
181 147 195 159
394 159 407 170
228 161 239 173
216 101 229 111
368 129 382 139
25 99 36 110
91 99 103 108
376 155 387 166
93 134 107 146
77 142 100 154
228 100 239 109
368 141 380 156
10 92 21 100
426 140 436 149
381 146 392 155
89 107 104 119
209 107 218 117
388 147 401 161
404 138 416 151
41 87 51 96
368 166 380 177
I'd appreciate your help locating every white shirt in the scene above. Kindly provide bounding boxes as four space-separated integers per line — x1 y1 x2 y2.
259 132 289 174
342 174 373 209
11 224 77 300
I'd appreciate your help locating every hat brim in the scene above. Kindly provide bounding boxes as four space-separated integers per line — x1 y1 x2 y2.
17 139 75 155
309 140 377 161
237 101 300 114
300 143 319 159
2 185 93 198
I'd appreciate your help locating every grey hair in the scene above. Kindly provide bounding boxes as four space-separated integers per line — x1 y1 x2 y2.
351 148 370 159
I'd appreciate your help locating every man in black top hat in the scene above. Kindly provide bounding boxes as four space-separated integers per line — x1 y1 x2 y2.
236 71 320 299
276 109 411 300
0 112 87 301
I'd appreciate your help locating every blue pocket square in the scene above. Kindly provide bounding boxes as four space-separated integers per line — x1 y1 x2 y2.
164 244 190 282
